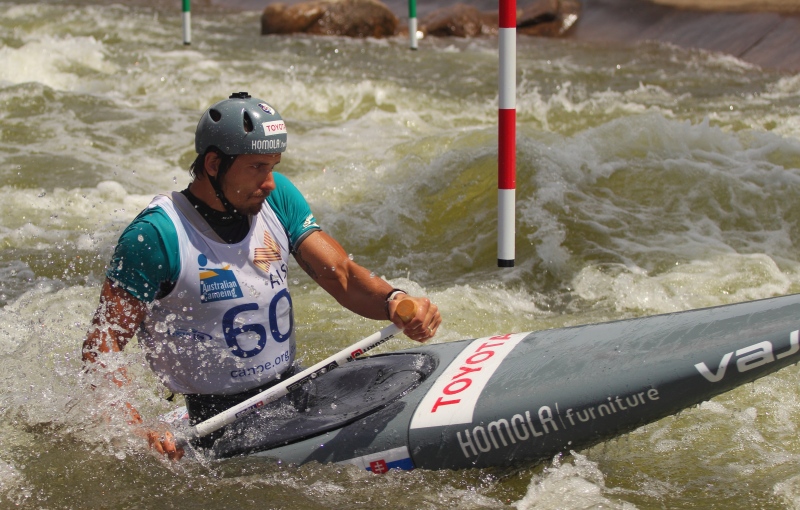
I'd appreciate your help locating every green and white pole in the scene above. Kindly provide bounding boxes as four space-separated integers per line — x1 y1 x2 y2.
182 0 191 45
408 0 418 50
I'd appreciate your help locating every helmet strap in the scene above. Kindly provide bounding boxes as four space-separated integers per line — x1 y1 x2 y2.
206 152 244 219
208 176 242 218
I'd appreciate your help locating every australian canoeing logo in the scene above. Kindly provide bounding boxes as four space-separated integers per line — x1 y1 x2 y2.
198 253 243 303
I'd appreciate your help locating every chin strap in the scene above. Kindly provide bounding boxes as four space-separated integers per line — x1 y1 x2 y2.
208 160 244 220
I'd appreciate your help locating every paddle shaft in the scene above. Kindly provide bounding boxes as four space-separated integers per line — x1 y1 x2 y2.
189 299 417 439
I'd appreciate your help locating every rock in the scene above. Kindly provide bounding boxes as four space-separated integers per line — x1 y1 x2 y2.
418 0 581 38
419 4 499 37
259 0 580 39
261 0 398 37
518 0 581 36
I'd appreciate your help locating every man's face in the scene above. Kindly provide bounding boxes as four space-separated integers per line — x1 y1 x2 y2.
219 153 282 215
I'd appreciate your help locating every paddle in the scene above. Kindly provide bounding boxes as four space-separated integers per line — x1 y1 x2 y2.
188 299 418 439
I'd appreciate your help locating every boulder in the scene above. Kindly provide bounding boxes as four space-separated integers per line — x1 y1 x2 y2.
419 0 581 38
261 0 399 37
419 4 499 37
518 0 581 36
259 0 581 39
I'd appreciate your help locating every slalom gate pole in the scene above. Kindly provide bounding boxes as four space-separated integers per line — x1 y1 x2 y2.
182 0 192 45
498 0 516 267
409 0 418 50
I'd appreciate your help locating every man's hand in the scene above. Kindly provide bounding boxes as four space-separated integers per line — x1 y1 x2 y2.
388 295 441 342
146 430 185 461
127 402 185 461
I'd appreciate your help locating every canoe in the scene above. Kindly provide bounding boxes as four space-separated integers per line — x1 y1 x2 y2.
164 293 800 472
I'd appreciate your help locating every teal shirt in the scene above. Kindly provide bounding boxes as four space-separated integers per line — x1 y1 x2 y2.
106 172 321 302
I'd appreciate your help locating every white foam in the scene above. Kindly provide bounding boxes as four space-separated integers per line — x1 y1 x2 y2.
0 183 153 249
0 35 117 92
515 453 637 510
572 253 797 314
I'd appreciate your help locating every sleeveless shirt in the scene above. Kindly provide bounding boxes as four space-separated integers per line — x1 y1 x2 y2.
106 173 320 395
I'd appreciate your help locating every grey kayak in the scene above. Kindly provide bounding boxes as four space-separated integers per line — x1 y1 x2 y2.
174 293 800 472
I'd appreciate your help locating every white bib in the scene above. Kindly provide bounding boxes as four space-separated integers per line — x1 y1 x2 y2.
140 193 296 395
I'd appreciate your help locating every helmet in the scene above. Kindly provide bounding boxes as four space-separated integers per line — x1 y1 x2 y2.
195 92 287 155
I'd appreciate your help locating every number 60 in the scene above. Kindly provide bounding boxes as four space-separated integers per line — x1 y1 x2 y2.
222 289 293 358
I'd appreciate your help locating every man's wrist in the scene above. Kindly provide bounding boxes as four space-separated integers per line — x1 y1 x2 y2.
384 288 407 319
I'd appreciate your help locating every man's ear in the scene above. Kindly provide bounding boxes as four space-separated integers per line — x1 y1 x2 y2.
204 152 221 178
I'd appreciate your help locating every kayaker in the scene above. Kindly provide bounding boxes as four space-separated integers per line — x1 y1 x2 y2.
82 92 441 460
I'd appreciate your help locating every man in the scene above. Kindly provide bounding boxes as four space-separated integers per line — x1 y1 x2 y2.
82 92 441 460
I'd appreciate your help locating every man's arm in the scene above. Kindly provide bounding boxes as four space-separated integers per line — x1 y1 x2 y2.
294 230 441 342
83 279 147 365
82 278 184 460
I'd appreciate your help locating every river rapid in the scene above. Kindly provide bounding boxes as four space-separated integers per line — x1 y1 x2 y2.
2 1 800 508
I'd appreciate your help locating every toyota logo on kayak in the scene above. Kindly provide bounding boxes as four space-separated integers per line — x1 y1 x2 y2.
410 332 528 429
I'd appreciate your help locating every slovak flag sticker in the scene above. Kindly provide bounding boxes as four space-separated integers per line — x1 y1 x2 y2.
369 460 389 474
338 446 414 473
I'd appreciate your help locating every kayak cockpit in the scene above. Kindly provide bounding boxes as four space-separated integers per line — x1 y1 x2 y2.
211 353 436 458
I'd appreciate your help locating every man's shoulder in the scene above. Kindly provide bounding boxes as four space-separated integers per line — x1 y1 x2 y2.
131 200 175 229
108 198 182 301
119 199 179 245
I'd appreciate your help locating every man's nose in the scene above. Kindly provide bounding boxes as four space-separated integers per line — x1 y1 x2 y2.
260 173 276 191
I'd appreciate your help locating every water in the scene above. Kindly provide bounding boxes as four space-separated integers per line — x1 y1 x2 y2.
2 0 800 508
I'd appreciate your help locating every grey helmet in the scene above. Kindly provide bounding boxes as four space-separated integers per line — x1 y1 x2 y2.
195 92 287 155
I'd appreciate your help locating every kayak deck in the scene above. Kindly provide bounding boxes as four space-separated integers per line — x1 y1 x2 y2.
210 353 437 458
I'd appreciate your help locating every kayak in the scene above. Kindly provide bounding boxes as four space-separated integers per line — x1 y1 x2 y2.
163 293 800 472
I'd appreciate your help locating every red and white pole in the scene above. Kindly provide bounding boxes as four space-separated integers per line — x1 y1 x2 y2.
498 0 516 267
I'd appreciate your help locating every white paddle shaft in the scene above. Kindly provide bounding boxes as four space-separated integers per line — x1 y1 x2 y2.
190 323 402 439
